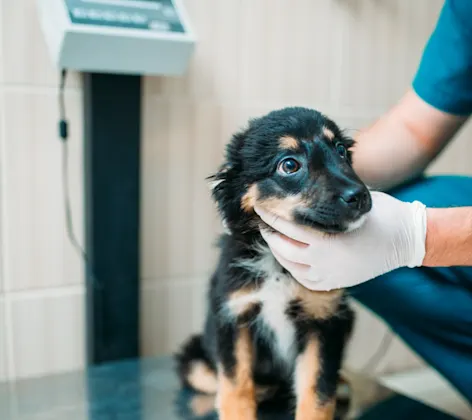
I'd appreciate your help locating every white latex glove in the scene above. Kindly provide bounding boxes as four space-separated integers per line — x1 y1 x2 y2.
255 191 427 291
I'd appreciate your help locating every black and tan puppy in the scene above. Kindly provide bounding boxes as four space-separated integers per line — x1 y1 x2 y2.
175 107 372 420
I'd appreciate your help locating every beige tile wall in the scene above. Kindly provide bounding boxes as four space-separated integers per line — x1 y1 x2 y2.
0 0 85 380
0 0 470 380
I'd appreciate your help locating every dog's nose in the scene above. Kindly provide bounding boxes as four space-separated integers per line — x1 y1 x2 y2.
339 187 369 210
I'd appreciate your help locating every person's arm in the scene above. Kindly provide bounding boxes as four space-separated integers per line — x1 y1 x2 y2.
352 88 467 191
424 207 472 266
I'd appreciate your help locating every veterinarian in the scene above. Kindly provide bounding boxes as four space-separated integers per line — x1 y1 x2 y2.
256 0 472 403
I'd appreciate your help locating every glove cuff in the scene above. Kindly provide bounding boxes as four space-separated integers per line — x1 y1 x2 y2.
406 200 427 268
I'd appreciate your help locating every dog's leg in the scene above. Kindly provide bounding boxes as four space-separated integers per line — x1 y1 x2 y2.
295 334 336 420
295 310 353 420
216 325 257 420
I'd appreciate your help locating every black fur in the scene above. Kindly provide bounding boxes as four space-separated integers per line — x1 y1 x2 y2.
175 107 371 417
175 334 216 391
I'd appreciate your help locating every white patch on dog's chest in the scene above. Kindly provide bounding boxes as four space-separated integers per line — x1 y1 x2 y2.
256 276 297 363
227 246 297 364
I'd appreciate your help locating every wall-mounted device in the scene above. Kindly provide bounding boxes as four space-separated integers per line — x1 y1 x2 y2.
36 0 195 75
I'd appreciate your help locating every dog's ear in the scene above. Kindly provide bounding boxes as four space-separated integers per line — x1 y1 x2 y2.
206 127 253 233
206 164 235 234
206 127 248 199
206 162 235 212
206 164 230 192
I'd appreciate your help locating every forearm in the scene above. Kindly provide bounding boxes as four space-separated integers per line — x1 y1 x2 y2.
423 207 472 267
353 112 428 191
353 89 467 191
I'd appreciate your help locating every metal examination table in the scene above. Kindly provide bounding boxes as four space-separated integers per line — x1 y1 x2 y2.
0 356 459 420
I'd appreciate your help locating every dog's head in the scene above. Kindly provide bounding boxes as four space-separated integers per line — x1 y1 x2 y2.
209 107 372 236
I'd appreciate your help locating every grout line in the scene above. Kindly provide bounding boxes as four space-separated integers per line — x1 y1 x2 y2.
4 284 84 301
141 276 208 290
2 84 82 95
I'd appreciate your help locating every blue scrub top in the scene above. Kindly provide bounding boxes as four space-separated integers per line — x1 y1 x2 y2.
412 0 472 116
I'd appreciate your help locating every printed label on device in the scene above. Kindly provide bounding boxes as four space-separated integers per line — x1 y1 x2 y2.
64 0 185 33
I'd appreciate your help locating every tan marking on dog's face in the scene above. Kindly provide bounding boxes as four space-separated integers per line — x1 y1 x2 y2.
293 284 343 320
241 184 259 213
322 127 335 140
279 135 299 150
216 328 256 420
187 361 218 394
295 336 336 420
256 194 307 222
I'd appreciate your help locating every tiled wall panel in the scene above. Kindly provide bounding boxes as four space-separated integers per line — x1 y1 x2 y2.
5 287 85 379
1 90 84 292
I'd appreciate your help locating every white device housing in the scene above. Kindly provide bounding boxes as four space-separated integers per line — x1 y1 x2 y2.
36 0 196 76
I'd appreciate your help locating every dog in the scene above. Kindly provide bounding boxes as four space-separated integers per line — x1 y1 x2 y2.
175 107 372 420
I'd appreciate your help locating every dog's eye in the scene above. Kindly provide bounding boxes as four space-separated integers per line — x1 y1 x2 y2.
278 158 301 175
336 143 347 158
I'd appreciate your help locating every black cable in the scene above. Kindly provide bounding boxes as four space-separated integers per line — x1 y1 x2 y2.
58 70 101 289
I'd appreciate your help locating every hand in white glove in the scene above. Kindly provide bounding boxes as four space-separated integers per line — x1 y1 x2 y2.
254 191 428 291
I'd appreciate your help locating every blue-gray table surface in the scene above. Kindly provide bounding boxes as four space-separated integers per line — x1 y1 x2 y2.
0 356 459 420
